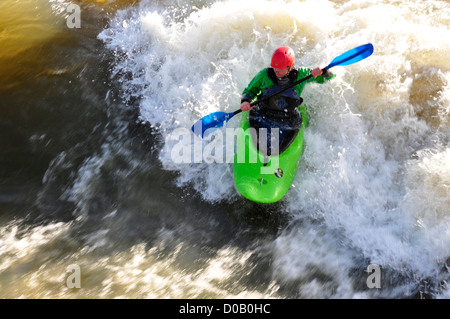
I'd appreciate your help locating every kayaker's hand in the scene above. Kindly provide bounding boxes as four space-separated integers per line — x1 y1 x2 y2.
311 67 323 78
240 101 252 112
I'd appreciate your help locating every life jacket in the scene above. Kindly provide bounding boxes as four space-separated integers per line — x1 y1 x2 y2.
256 68 304 119
249 69 304 156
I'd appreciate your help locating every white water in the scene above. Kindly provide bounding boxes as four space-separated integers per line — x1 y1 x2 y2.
96 0 450 298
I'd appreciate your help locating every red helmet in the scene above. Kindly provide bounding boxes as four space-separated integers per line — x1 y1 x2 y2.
271 46 295 69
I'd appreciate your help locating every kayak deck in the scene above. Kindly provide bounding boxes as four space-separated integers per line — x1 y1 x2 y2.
233 105 308 203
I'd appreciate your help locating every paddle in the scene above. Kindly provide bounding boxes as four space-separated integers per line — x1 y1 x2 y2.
191 43 374 137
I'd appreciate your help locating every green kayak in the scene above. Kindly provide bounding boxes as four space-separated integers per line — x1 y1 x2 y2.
233 104 308 203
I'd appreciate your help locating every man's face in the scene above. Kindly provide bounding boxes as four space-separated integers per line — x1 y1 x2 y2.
273 66 290 78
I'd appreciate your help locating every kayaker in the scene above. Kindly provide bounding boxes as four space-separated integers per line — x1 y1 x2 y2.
239 46 335 155
240 46 335 112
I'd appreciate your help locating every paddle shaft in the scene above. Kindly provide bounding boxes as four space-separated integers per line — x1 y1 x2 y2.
244 43 373 109
193 43 374 137
232 67 328 116
250 67 328 107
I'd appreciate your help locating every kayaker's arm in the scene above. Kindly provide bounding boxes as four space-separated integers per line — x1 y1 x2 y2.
241 69 268 99
240 68 274 112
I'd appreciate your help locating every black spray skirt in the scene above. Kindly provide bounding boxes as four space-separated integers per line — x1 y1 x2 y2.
248 109 302 156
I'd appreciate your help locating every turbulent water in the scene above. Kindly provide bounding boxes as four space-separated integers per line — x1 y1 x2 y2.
1 0 449 299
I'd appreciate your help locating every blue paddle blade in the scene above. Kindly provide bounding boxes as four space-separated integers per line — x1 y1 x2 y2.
326 43 374 69
191 111 234 137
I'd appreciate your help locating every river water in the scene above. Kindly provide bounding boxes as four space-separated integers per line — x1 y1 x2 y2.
1 0 449 299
